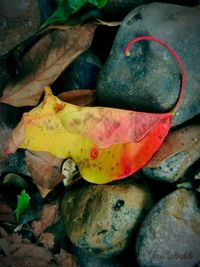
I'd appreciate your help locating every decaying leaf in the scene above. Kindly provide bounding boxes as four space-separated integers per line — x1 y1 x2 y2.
5 87 171 184
31 204 59 237
25 151 64 197
0 234 60 267
0 24 96 107
0 194 16 224
55 249 77 267
57 89 96 106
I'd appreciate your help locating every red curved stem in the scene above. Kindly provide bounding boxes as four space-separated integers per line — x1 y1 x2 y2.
124 36 185 115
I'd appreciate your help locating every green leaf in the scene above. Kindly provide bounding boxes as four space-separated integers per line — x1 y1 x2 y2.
15 190 30 221
41 0 108 28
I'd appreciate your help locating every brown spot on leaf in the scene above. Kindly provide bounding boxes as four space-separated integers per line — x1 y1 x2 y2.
54 103 65 113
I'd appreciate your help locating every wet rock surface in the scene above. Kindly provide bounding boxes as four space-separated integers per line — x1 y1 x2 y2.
136 189 200 267
53 49 102 92
0 0 40 56
61 176 153 258
142 124 200 183
97 3 200 126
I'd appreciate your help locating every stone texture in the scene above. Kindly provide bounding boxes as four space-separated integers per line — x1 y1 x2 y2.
142 124 200 183
103 0 198 19
61 176 153 258
103 0 153 18
97 3 200 126
136 189 200 267
0 0 40 56
53 49 102 92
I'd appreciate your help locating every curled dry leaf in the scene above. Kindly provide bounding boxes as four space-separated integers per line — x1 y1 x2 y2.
57 89 96 106
0 24 96 107
25 151 64 197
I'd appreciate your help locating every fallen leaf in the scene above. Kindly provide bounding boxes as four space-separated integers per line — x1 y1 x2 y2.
0 124 12 164
57 89 96 106
25 150 64 197
0 235 59 267
4 36 185 184
0 24 96 107
5 87 171 184
41 0 108 28
39 233 55 249
15 190 30 221
55 249 77 267
0 194 16 224
31 204 59 236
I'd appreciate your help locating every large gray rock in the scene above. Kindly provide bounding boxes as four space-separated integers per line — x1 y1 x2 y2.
97 3 200 126
0 0 40 56
136 189 200 267
61 176 153 258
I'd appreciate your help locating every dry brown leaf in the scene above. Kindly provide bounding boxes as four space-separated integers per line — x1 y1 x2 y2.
146 124 200 167
39 233 55 250
55 249 77 267
25 151 64 197
0 124 12 165
57 89 96 106
0 24 96 107
31 204 59 236
0 194 16 224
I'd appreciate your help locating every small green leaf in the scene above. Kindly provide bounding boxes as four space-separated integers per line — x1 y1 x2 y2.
15 190 30 221
41 0 108 28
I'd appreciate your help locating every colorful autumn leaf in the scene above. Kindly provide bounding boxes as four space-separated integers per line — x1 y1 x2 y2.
4 36 185 184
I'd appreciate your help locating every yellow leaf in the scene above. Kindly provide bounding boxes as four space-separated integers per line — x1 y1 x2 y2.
5 87 170 184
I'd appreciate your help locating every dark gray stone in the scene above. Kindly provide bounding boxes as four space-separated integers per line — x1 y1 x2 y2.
61 176 153 258
97 3 200 126
0 0 40 56
103 0 198 19
53 49 102 91
135 189 200 267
